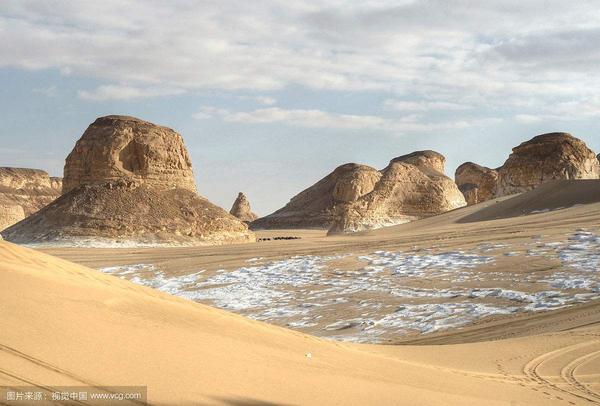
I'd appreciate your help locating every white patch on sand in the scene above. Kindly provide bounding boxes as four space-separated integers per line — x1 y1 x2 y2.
97 231 600 343
342 217 414 233
359 250 494 279
246 257 264 262
536 231 600 295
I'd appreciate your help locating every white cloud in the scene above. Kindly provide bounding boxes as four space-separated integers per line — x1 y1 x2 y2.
195 106 501 133
383 99 472 112
235 95 277 106
514 96 600 124
2 0 600 117
78 84 184 101
255 96 277 106
514 114 543 124
192 106 231 120
224 107 389 129
32 85 57 97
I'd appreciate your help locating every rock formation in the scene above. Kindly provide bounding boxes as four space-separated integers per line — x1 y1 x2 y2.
328 152 466 234
2 116 254 246
252 151 466 232
0 168 62 230
390 150 446 173
62 115 196 194
251 163 382 229
496 133 600 197
230 192 258 223
455 162 498 205
0 204 24 233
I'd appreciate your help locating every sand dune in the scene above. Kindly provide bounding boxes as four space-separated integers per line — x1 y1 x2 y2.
3 180 600 404
0 241 599 405
457 179 600 223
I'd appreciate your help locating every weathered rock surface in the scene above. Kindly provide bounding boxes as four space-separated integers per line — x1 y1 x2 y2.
251 163 381 229
3 116 254 246
0 204 25 233
63 115 196 194
230 192 258 223
251 151 466 232
390 150 446 173
0 168 62 230
2 180 253 246
455 162 498 205
329 152 466 234
496 133 600 197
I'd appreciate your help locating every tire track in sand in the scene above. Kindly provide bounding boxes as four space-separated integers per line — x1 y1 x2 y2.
560 349 600 402
524 341 600 404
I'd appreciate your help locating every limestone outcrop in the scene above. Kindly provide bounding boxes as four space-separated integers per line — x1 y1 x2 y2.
251 163 381 229
455 163 498 205
496 133 599 196
2 116 254 246
62 115 197 194
252 151 466 232
390 150 446 173
230 192 258 223
328 152 466 234
0 168 62 230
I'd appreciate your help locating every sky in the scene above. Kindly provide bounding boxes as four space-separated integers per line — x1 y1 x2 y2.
1 1 600 215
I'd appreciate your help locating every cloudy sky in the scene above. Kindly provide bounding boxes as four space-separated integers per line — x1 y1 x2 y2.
1 1 600 214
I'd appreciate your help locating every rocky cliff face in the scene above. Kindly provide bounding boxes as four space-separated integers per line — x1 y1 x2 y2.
455 162 498 205
229 192 258 223
0 168 62 230
252 151 465 232
3 116 254 246
63 115 197 194
496 133 599 197
328 152 466 234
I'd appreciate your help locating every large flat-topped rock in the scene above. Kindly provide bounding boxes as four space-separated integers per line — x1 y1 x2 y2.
63 115 197 194
496 132 599 197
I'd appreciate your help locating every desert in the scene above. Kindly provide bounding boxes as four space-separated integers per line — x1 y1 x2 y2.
2 122 600 405
2 179 600 404
2 3 600 406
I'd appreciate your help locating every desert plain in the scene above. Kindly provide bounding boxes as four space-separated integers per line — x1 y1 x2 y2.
1 178 600 405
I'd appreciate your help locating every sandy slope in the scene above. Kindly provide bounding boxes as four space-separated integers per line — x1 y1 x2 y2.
1 241 600 405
